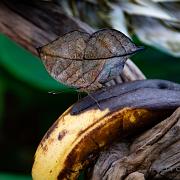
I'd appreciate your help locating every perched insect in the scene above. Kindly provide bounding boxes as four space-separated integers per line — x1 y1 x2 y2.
37 29 143 92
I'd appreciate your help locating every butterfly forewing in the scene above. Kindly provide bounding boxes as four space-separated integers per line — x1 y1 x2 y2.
38 31 90 89
84 29 139 60
40 30 90 60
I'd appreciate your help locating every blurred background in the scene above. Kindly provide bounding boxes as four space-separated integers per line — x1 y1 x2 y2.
0 0 180 179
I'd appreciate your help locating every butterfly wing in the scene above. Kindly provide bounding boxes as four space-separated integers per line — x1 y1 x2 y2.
80 59 106 91
84 29 141 60
38 29 143 92
83 29 142 87
39 30 90 60
98 56 127 84
38 31 90 88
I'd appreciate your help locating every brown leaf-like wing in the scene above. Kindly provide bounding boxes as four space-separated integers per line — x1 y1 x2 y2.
37 29 143 92
37 31 91 89
84 29 141 60
39 30 90 60
80 59 105 91
98 56 128 84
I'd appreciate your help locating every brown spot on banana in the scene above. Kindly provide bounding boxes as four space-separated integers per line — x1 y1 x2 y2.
32 80 180 180
41 120 59 142
58 130 68 141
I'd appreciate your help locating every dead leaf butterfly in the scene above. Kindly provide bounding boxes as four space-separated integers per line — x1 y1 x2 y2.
37 29 143 92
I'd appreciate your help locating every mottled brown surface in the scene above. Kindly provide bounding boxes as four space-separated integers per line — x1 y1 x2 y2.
58 130 68 141
84 29 141 60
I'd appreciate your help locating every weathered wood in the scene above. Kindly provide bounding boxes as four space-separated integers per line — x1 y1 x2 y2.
0 0 92 55
91 107 180 180
0 0 145 83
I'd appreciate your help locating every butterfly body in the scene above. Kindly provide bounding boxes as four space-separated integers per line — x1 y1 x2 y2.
38 29 143 92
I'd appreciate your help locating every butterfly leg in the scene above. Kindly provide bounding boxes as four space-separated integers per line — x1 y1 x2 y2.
86 91 102 110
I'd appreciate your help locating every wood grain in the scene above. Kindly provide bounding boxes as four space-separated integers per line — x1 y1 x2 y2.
91 107 180 180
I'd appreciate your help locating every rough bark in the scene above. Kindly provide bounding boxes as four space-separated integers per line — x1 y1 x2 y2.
91 107 180 180
0 0 145 83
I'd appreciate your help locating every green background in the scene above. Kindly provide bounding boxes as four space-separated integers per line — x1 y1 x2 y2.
0 33 179 179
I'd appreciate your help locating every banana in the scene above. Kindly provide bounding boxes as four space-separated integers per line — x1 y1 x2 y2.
32 80 180 180
32 107 165 180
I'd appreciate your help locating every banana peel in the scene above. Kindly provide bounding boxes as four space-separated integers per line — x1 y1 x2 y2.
32 80 180 180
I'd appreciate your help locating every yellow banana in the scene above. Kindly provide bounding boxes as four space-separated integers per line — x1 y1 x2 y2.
32 107 168 180
32 79 180 180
